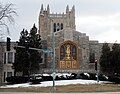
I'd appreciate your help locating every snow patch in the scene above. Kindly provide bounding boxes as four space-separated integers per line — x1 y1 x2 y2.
0 79 111 88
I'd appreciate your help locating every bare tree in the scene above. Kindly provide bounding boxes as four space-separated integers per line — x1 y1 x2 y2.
0 3 17 35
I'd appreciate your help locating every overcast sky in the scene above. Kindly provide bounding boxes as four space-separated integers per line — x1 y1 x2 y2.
1 0 120 43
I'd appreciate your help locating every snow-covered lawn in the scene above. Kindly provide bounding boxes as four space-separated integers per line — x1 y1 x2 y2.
0 79 111 88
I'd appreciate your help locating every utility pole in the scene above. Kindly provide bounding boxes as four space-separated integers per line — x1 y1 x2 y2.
51 19 56 92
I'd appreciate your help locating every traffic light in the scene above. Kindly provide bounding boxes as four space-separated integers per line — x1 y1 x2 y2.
6 37 11 51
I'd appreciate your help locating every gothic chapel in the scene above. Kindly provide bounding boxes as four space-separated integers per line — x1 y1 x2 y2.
38 5 102 73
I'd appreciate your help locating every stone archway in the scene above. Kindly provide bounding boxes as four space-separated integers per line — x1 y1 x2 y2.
58 41 79 69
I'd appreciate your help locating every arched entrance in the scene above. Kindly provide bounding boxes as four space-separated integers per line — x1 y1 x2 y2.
58 41 79 69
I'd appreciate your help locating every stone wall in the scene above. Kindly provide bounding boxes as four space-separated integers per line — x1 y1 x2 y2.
0 42 5 83
0 42 16 83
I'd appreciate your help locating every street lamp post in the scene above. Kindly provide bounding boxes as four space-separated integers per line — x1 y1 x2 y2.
51 19 56 92
52 29 56 91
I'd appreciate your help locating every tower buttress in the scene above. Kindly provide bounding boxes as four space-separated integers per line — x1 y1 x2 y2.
66 5 70 27
40 4 44 14
71 5 75 29
47 4 50 14
39 4 45 36
66 5 69 13
72 5 75 14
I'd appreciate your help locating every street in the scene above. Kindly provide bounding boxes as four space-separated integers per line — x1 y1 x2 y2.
0 92 120 94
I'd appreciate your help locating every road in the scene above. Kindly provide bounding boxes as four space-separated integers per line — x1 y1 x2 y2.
0 92 120 94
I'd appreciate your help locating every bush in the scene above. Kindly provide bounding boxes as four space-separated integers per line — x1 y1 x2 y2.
29 75 42 84
84 73 108 81
88 73 96 80
55 73 77 80
42 74 53 81
70 73 77 79
108 76 120 84
77 73 90 79
6 76 30 84
98 74 108 81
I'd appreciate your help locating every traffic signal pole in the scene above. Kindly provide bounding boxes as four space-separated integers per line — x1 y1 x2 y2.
95 59 99 82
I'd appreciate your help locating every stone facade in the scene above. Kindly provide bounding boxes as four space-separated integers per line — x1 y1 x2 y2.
39 4 75 40
38 5 103 73
0 5 116 83
0 4 117 83
0 42 5 83
0 42 16 83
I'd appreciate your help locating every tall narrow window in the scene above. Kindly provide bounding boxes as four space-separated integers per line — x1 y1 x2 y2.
57 23 59 31
60 45 65 60
8 52 13 64
4 53 6 64
72 45 77 60
61 23 63 30
53 23 56 32
4 52 14 64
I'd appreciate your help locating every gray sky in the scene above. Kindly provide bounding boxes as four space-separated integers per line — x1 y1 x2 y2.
1 0 120 43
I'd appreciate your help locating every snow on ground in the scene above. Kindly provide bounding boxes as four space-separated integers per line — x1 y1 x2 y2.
0 79 111 88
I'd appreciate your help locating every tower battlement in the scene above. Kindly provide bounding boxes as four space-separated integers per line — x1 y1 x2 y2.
39 5 76 39
40 4 75 16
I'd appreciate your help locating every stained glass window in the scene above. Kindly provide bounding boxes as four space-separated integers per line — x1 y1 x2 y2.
72 45 77 60
60 43 77 60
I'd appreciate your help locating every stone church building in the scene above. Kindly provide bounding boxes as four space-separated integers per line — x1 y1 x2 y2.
38 5 103 73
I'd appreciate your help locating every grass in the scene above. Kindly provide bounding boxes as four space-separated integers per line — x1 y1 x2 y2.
0 83 120 93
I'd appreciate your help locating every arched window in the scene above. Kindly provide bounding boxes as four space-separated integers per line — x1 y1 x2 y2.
60 43 77 60
53 23 56 32
61 23 63 30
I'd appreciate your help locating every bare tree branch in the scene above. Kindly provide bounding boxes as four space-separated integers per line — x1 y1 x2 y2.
0 2 17 35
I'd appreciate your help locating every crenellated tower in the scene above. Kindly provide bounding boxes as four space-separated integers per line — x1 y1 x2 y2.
38 5 75 40
37 4 102 73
